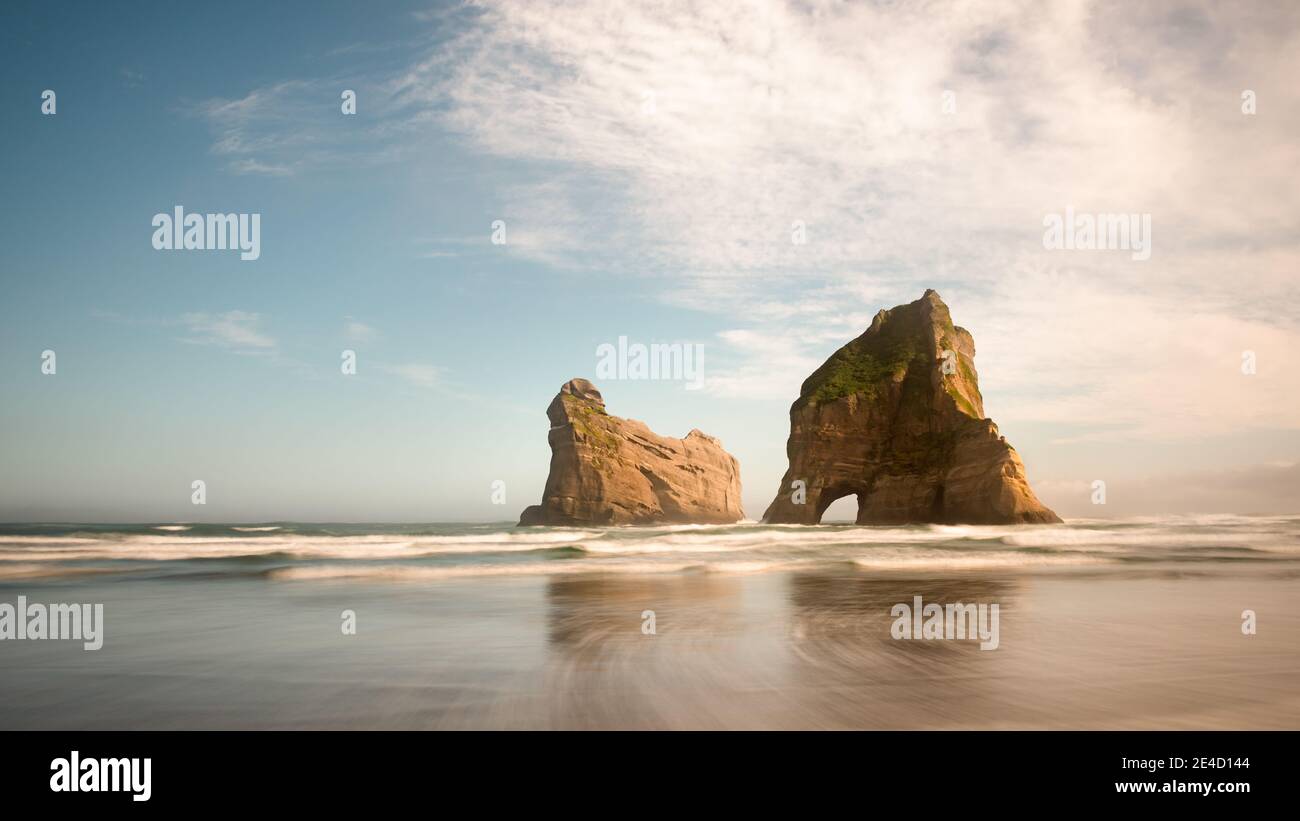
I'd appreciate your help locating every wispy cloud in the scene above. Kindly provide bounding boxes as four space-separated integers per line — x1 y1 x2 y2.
343 317 377 343
409 0 1300 440
228 158 294 177
381 362 443 387
187 0 1300 442
189 77 413 176
704 326 844 401
179 311 276 354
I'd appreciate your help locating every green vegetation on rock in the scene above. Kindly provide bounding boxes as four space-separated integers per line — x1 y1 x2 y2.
947 387 979 418
942 353 982 418
805 337 921 404
563 395 620 454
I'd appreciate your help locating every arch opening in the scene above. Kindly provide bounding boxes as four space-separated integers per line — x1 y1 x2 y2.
816 488 863 524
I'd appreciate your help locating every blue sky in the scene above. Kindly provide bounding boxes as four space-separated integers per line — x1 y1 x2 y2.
2 0 1298 521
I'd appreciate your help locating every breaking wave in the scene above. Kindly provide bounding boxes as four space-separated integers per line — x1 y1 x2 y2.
0 515 1296 582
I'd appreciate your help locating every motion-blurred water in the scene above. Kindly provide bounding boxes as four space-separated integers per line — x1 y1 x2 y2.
2 516 1298 729
3 514 1298 581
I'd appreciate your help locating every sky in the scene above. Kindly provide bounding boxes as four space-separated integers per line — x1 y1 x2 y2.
1 0 1298 522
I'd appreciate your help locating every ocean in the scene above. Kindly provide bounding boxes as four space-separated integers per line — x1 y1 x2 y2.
2 516 1298 729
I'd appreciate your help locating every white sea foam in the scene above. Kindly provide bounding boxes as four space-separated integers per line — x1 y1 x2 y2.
270 561 692 581
0 529 606 561
999 528 1283 548
0 536 102 545
0 563 124 580
268 557 789 582
1 517 1294 580
851 551 1114 570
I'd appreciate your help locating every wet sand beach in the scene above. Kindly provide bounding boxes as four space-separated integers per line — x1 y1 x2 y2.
2 518 1297 729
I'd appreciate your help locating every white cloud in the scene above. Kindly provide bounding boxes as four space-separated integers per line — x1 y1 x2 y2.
343 317 377 343
228 158 294 177
421 0 1297 274
704 328 821 400
381 362 443 387
191 0 1300 442
191 77 413 176
410 0 1300 440
179 311 276 353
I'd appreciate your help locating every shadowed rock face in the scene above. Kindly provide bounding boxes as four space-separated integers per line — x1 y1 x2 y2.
519 379 744 526
762 291 1061 525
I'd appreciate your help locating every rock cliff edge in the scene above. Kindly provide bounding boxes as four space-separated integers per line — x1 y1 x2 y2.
762 291 1060 525
519 379 744 526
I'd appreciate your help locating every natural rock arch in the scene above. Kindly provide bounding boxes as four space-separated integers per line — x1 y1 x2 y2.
814 484 869 523
762 291 1060 526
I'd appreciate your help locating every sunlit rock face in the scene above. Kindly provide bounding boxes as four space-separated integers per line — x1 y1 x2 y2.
519 379 744 526
762 291 1061 526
